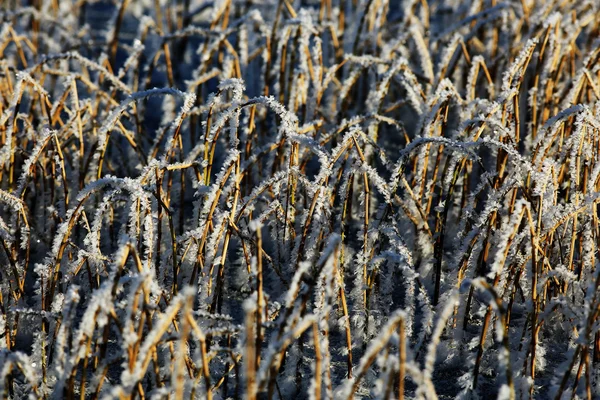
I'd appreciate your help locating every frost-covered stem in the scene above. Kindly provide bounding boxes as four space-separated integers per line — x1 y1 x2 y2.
211 160 241 313
335 242 354 379
202 98 218 185
584 347 592 400
52 133 69 208
472 307 491 389
174 292 193 399
255 225 264 377
283 142 298 248
70 80 85 189
245 301 258 400
525 205 539 399
294 185 323 269
567 191 580 277
435 157 467 305
398 319 406 400
186 312 213 400
350 134 371 317
425 145 445 215
155 168 163 280
77 333 93 399
109 0 131 69
162 169 179 295
161 42 175 89
312 322 322 400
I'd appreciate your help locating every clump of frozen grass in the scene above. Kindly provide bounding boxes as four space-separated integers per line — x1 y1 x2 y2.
0 0 600 399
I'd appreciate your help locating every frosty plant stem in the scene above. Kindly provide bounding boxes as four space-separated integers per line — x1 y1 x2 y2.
1 1 600 399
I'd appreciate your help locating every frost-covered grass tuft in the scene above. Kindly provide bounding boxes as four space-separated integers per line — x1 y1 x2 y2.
0 0 600 399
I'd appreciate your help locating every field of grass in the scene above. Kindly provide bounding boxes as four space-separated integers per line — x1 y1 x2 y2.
0 0 599 399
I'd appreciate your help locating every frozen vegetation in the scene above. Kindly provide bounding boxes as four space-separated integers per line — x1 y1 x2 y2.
0 0 600 399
